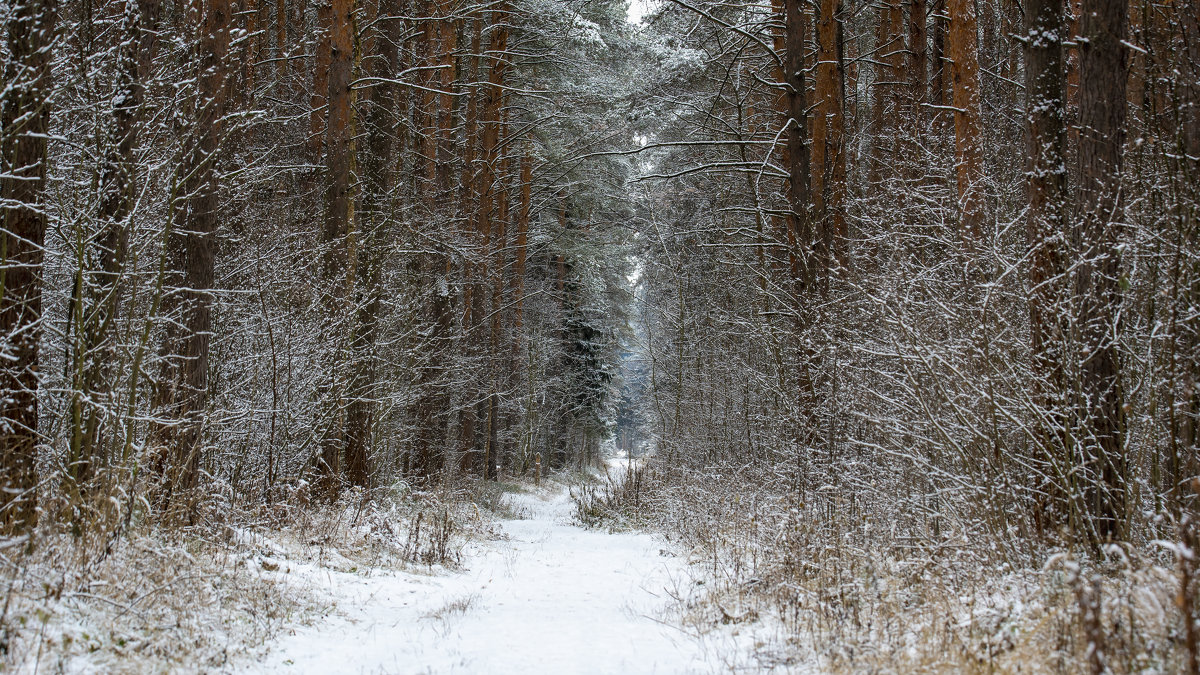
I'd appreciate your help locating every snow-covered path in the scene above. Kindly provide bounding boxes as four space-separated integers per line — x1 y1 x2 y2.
247 484 711 674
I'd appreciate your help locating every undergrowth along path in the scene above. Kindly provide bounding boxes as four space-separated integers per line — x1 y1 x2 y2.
247 481 711 674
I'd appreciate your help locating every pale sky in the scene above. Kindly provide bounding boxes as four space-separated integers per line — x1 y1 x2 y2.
627 0 652 24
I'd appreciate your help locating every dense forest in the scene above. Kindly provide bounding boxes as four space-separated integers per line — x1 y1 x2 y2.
2 0 1199 670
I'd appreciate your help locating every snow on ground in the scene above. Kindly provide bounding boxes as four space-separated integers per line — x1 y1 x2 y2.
241 481 714 674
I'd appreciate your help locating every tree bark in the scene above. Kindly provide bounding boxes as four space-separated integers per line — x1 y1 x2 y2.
435 0 458 194
276 0 287 79
1075 0 1129 543
455 16 482 473
948 0 984 243
345 0 401 489
487 122 512 480
930 0 948 112
1024 0 1071 530
783 0 815 289
814 0 847 269
908 0 927 122
514 146 531 335
873 0 904 134
316 0 358 493
310 1 333 159
474 2 511 479
411 0 451 483
1183 0 1200 160
152 0 231 517
0 0 57 536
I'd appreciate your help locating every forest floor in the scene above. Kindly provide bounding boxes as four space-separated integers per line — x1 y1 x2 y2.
236 467 749 674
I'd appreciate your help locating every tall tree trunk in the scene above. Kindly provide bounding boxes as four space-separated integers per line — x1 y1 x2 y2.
1183 0 1200 160
510 145 531 467
513 146 531 337
869 0 902 185
435 0 458 194
316 0 357 494
243 0 258 96
0 0 57 536
457 16 483 474
814 0 847 269
487 124 511 480
930 0 948 112
908 0 927 122
152 0 231 518
1171 0 1200 515
769 0 794 277
1125 0 1145 129
412 0 451 482
276 0 287 79
477 1 509 271
345 0 400 489
1075 0 1129 544
783 0 815 288
310 1 333 159
1024 0 1071 531
475 1 510 478
873 1 904 132
948 0 984 243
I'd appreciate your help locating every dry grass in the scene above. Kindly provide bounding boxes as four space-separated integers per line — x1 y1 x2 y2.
574 461 1198 674
570 459 649 530
0 527 300 673
0 477 508 673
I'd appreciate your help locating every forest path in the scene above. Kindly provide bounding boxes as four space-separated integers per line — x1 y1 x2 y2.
247 471 714 674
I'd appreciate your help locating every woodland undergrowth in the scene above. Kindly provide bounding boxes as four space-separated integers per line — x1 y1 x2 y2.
0 478 508 673
573 460 1199 674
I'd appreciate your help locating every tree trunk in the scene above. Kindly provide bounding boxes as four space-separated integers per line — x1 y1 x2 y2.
276 0 287 79
310 1 333 159
487 124 512 480
0 0 57 536
1184 0 1200 160
455 16 482 473
930 0 948 111
435 0 458 193
243 0 258 97
475 2 510 478
814 0 847 269
1075 0 1129 544
345 0 400 489
514 146 531 336
1024 0 1071 530
477 1 509 267
908 0 927 122
411 0 451 483
783 0 815 288
873 0 903 134
152 0 231 518
316 0 358 494
770 0 794 276
948 0 984 243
